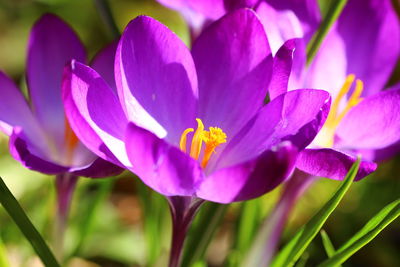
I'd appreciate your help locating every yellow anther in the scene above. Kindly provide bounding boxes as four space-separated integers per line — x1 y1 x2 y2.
179 119 227 168
190 118 205 160
314 74 364 148
324 74 355 130
179 128 194 152
201 127 227 168
335 79 363 124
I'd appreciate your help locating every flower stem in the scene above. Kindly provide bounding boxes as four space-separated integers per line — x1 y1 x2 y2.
54 174 78 261
167 196 204 267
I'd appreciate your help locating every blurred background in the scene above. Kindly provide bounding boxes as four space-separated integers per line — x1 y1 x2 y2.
0 0 399 266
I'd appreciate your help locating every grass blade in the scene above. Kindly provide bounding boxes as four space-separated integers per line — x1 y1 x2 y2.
235 199 263 254
94 0 120 39
0 177 60 267
181 202 227 267
270 158 360 267
320 229 343 267
320 230 335 257
318 198 400 267
136 178 169 265
307 0 348 65
0 235 10 267
69 178 114 258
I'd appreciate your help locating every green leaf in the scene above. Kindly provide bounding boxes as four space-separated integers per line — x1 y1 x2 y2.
136 178 169 266
270 158 360 267
69 178 114 259
320 230 343 267
307 0 348 65
294 253 309 267
320 230 335 257
0 177 60 267
181 202 227 267
318 198 400 267
191 260 207 267
235 199 263 254
0 235 10 267
94 0 120 39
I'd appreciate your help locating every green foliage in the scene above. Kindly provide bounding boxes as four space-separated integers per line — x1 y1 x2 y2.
0 177 60 267
270 159 360 267
136 178 169 266
69 178 115 259
320 230 336 258
318 198 400 267
0 235 10 267
233 198 263 263
182 202 227 267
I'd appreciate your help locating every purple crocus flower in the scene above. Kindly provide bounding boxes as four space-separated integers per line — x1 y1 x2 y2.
62 8 330 204
0 14 121 257
62 9 330 265
0 14 121 179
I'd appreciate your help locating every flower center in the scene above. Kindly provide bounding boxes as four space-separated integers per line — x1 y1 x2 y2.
179 118 227 168
64 118 79 163
314 74 364 148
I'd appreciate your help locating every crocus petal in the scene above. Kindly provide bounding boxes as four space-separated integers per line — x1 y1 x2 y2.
91 40 118 92
196 142 297 203
156 0 258 34
193 8 272 138
27 14 86 147
365 140 400 162
264 0 321 43
307 0 399 97
156 0 210 32
71 157 124 178
125 123 203 197
269 38 305 99
225 0 258 10
115 15 198 145
9 128 68 174
255 1 304 55
336 86 400 149
305 25 347 97
287 37 307 91
62 60 128 167
0 72 45 142
296 148 377 180
157 0 225 21
156 0 258 23
215 89 330 169
336 0 400 96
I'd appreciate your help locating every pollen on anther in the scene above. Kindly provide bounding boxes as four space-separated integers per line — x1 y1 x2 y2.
313 74 365 148
201 127 227 150
178 119 228 168
200 127 227 168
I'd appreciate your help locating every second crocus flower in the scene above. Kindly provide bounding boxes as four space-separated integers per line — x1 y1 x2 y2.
0 14 122 259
